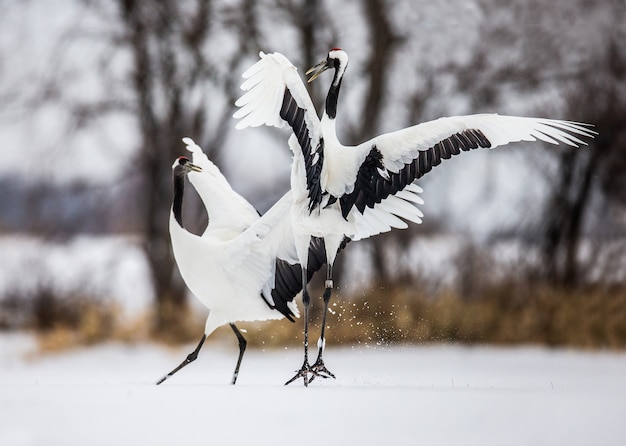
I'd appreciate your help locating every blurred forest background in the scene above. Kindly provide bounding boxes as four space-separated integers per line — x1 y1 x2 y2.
0 0 625 352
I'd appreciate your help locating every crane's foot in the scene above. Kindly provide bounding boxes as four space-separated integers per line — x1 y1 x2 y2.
285 359 332 387
285 360 313 387
309 357 335 383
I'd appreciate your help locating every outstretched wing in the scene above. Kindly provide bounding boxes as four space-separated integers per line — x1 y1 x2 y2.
234 52 325 211
341 114 596 220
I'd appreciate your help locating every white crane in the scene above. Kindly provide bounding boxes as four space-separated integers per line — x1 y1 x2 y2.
234 48 596 386
157 138 328 385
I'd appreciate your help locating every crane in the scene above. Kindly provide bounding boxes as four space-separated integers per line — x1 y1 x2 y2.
157 138 328 385
233 48 596 386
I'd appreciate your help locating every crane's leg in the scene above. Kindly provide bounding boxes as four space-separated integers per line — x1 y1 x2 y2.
229 323 247 385
311 262 336 381
156 334 207 385
285 267 312 387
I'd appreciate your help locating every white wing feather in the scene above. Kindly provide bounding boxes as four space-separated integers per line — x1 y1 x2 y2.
228 191 298 307
182 138 259 238
176 138 300 312
234 52 322 145
366 114 596 175
232 52 596 248
348 187 424 241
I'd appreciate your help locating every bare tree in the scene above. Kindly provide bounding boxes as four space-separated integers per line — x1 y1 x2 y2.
541 28 626 285
108 0 274 332
357 0 399 283
443 0 626 287
270 0 334 104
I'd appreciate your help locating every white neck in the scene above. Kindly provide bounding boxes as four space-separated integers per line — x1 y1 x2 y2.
321 113 341 147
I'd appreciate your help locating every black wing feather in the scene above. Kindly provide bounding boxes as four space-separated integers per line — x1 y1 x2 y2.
340 129 492 216
269 236 350 321
280 89 324 212
339 146 385 219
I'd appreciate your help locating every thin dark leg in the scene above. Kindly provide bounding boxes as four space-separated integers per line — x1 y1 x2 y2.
156 334 207 385
311 263 336 381
285 267 312 386
229 323 247 385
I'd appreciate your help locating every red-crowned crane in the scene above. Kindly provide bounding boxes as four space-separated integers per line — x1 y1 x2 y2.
157 138 329 385
234 49 596 386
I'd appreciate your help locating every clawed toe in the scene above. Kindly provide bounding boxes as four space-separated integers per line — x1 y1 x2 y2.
285 359 336 386
285 362 312 387
312 364 335 379
309 358 335 383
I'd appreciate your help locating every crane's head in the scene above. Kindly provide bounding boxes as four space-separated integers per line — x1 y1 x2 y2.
172 156 202 176
306 48 348 83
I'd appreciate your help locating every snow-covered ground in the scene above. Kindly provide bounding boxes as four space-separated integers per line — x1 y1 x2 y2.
1 334 625 446
0 236 153 321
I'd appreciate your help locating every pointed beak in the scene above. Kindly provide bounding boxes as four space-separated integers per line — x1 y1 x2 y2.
188 162 203 173
306 59 330 83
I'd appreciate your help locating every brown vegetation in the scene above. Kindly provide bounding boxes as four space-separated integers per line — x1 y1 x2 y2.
4 273 623 354
239 282 626 351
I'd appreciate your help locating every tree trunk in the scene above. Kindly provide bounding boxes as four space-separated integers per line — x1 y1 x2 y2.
117 0 197 335
358 0 404 285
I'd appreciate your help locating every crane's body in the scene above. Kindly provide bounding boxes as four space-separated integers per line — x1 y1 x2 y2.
158 138 314 385
169 192 295 333
234 49 596 386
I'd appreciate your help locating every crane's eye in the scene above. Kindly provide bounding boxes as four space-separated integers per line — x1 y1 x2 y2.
178 156 189 165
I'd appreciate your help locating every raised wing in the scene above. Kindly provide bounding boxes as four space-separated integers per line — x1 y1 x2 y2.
341 114 596 220
234 52 325 211
183 138 259 236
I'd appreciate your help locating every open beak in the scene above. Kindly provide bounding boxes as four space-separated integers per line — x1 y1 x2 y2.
306 59 330 83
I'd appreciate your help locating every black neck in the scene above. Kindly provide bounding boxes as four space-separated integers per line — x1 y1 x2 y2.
325 71 343 120
172 174 185 227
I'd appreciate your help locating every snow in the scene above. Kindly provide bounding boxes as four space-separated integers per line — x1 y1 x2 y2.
0 236 153 320
1 334 625 446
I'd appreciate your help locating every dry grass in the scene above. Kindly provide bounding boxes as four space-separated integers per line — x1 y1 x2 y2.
32 302 208 354
3 278 625 353
236 282 626 350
